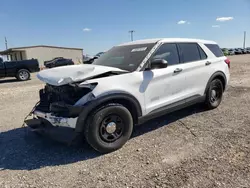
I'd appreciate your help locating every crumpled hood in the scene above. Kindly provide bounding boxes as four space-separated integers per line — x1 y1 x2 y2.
37 64 128 86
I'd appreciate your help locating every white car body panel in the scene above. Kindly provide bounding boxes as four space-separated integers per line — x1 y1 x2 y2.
178 43 221 98
37 64 128 86
79 72 147 115
143 64 187 114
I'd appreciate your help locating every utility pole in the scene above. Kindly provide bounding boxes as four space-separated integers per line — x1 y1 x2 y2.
5 37 8 50
5 37 9 60
243 31 246 49
129 30 135 41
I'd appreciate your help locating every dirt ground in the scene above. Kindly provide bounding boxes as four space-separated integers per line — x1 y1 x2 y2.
0 55 250 188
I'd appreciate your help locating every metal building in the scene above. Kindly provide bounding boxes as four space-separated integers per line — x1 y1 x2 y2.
0 45 83 68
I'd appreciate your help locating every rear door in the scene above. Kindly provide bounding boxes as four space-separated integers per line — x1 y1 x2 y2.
0 58 5 77
176 42 213 97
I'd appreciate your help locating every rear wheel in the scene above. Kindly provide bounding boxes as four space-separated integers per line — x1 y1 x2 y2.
205 79 224 109
16 69 30 81
84 103 133 153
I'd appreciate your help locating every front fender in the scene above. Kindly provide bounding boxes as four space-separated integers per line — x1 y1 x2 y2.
75 92 142 132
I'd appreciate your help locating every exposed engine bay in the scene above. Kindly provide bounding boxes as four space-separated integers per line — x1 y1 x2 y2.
35 84 92 116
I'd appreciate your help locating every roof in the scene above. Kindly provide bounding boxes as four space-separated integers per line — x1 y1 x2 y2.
4 45 83 51
0 45 83 55
118 38 217 46
0 48 25 55
118 38 162 46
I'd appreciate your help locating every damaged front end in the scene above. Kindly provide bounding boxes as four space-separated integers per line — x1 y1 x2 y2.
24 82 96 135
36 83 95 118
23 64 128 143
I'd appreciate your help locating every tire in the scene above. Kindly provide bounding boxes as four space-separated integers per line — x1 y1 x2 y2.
16 69 30 81
205 79 224 109
84 103 133 153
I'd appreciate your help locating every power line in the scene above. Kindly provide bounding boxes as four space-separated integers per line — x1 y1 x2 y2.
129 30 135 41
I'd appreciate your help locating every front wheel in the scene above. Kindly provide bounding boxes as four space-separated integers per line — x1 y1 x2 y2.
84 103 133 153
16 69 30 81
205 79 224 109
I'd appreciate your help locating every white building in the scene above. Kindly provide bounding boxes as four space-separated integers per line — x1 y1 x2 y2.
0 45 83 68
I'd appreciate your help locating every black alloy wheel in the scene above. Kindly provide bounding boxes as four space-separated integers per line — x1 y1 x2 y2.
99 114 125 143
205 79 224 109
83 103 133 153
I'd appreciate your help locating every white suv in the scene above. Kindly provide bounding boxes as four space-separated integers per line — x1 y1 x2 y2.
25 38 230 153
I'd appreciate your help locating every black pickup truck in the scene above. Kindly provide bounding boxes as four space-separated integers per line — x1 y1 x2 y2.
0 57 40 81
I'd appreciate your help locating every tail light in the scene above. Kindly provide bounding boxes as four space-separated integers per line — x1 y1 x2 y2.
224 58 230 68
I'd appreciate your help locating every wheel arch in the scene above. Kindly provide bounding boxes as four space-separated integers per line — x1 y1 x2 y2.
204 71 227 95
16 67 31 74
75 92 142 132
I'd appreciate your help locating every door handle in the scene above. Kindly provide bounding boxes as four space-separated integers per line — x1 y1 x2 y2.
174 68 183 73
205 61 211 66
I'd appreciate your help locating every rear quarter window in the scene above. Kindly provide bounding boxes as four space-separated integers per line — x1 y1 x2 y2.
205 44 224 57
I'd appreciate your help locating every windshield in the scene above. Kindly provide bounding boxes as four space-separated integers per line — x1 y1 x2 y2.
92 43 156 71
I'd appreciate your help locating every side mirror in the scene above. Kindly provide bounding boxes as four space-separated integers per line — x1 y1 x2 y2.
0 57 3 63
150 59 168 69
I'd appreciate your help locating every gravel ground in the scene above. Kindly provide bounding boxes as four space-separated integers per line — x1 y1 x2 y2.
0 55 250 188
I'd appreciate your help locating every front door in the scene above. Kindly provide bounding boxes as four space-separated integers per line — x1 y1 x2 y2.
143 43 187 114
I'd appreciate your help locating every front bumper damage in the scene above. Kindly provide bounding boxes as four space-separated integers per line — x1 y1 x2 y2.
23 83 94 144
32 110 78 128
24 109 81 144
24 117 80 144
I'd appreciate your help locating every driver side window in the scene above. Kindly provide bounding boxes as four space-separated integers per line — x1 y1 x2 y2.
151 43 180 66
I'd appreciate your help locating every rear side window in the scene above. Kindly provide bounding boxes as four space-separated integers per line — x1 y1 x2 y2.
178 43 201 63
205 44 224 57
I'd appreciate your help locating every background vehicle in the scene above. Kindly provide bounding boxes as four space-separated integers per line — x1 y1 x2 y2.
240 48 247 54
25 38 230 153
0 57 39 81
83 52 105 64
246 48 250 54
228 49 235 55
44 57 74 68
234 48 243 55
